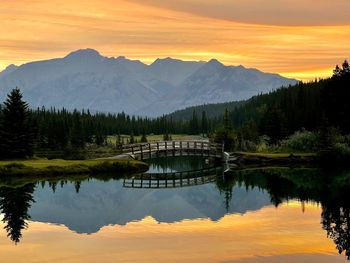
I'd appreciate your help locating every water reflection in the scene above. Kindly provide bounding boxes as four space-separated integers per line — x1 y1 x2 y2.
219 168 350 260
0 184 35 243
145 156 209 173
0 163 350 261
29 177 270 234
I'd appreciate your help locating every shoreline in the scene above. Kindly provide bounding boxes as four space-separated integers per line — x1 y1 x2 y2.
0 159 149 178
231 152 318 166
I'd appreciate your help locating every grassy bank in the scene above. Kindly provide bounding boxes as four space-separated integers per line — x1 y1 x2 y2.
0 159 149 177
232 152 317 166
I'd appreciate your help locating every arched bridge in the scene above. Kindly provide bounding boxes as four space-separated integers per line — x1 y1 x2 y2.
123 166 223 189
120 140 224 161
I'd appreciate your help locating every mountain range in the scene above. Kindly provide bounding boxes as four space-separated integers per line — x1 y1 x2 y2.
0 49 297 116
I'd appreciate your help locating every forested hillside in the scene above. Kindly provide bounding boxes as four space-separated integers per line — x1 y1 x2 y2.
171 62 350 137
168 101 246 120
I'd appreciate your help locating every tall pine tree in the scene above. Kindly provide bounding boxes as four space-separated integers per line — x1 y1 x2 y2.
0 88 35 159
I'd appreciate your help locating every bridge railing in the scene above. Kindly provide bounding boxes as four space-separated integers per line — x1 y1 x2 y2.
120 140 224 159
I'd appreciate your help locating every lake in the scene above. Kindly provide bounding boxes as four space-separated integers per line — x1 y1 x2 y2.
0 156 349 262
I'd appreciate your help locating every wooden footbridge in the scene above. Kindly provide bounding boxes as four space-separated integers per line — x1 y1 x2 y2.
123 166 223 189
120 140 224 161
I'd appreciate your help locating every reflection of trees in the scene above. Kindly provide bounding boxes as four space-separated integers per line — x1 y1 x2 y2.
0 184 35 243
0 178 85 243
215 175 233 212
321 176 350 260
217 167 350 260
146 156 207 173
322 206 350 260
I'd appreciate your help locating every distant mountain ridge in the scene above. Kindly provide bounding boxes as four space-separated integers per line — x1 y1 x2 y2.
0 49 297 116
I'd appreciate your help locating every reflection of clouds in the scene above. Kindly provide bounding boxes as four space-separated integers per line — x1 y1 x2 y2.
0 203 343 263
0 0 349 80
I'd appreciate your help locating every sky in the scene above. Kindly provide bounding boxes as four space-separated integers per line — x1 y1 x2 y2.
0 0 349 81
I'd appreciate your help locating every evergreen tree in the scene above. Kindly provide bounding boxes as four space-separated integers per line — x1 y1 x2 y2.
189 110 199 135
94 122 106 146
129 132 135 144
140 129 147 143
260 106 287 145
163 132 170 141
333 65 342 77
116 132 122 148
70 112 85 148
214 108 236 151
0 88 36 159
322 72 350 133
201 110 208 136
342 60 350 74
223 108 231 130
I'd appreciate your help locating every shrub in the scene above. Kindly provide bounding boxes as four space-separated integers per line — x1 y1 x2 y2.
256 135 270 152
333 143 350 157
279 130 318 152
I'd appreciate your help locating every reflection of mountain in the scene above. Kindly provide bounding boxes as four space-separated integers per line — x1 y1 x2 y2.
29 179 270 234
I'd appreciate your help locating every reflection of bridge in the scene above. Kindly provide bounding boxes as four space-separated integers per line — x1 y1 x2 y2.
121 141 224 161
123 167 223 189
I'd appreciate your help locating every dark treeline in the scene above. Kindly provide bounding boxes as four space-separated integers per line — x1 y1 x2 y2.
30 107 211 149
168 100 246 121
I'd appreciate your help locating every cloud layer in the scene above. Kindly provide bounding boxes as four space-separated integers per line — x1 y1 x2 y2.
0 0 349 80
129 0 350 26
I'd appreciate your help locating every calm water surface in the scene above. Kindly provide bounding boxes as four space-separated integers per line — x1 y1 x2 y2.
0 156 349 262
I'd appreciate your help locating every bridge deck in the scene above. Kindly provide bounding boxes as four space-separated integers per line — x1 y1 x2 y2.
121 140 224 160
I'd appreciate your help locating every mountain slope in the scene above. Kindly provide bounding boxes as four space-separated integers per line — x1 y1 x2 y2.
138 59 297 116
0 49 297 116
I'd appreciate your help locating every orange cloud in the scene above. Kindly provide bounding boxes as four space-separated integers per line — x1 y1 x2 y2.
128 0 350 26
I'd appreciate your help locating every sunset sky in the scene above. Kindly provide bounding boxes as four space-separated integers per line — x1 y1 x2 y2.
1 0 350 81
